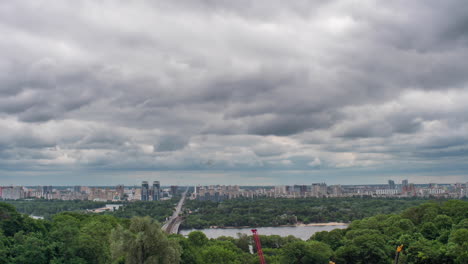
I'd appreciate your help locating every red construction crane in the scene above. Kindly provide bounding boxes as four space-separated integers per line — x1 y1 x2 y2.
251 229 266 264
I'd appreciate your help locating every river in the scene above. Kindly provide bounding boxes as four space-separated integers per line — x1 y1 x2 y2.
180 224 348 240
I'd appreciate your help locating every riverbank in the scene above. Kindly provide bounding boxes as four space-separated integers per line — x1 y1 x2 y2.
180 224 348 240
206 222 348 229
293 222 348 227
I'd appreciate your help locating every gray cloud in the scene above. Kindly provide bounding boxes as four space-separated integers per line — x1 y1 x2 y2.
1 0 468 184
156 135 189 152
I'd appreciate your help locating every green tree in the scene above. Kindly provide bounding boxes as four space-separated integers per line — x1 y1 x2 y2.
280 240 333 264
172 235 202 264
309 229 345 250
0 232 9 263
110 216 181 264
0 203 27 236
235 233 251 252
420 222 439 240
48 213 83 263
434 215 453 231
335 233 392 264
450 228 468 246
8 231 49 264
448 229 468 264
188 231 209 247
199 241 254 264
76 215 119 264
406 238 453 264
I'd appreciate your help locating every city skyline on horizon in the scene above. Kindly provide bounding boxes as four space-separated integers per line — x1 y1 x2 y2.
2 180 466 201
1 173 466 187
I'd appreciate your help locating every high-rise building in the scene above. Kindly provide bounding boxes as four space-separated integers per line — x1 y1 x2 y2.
408 183 416 195
73 186 81 193
274 185 287 195
42 186 52 194
311 183 327 197
170 185 178 195
152 181 160 201
293 185 307 196
42 186 53 199
141 181 149 201
1 186 24 199
330 185 342 197
116 185 125 199
402 179 409 192
388 180 396 189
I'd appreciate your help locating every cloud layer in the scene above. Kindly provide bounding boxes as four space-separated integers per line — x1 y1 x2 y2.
1 0 468 185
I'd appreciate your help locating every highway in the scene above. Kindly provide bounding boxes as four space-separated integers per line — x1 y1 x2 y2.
162 188 188 234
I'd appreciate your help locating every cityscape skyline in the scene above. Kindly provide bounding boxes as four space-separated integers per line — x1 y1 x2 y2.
2 179 467 201
0 171 467 186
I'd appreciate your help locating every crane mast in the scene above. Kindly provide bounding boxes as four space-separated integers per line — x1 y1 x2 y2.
251 229 266 264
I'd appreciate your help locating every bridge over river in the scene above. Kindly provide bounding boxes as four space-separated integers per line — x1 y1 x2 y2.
162 188 187 234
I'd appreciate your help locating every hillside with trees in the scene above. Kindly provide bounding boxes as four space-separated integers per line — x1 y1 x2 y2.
1 200 467 263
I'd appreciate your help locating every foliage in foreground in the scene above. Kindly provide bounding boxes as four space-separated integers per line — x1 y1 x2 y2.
0 200 467 263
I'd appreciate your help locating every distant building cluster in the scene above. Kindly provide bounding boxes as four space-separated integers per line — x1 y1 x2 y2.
1 180 467 201
191 180 468 201
272 183 343 198
0 186 26 200
193 185 244 201
347 180 468 198
0 181 179 201
272 180 468 199
190 183 344 201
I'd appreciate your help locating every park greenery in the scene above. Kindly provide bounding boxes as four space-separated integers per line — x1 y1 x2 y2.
3 199 107 219
104 200 176 223
182 197 438 229
3 199 177 223
0 199 467 263
3 197 439 228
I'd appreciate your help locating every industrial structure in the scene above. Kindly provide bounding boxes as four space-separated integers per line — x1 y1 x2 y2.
251 229 266 264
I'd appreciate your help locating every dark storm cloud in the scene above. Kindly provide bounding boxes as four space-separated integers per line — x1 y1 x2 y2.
156 135 189 152
1 0 468 184
247 112 337 136
335 113 423 139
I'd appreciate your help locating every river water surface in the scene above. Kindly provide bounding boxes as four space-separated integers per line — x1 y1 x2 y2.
180 224 348 240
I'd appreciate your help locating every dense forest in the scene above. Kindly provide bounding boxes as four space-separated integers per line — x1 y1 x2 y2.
3 199 177 223
104 200 176 223
1 200 467 263
3 197 438 228
3 200 107 219
182 197 438 229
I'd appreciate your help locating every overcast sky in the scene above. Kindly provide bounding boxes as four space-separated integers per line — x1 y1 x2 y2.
1 0 468 186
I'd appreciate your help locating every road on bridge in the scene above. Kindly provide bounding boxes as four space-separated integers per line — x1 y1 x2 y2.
162 188 188 234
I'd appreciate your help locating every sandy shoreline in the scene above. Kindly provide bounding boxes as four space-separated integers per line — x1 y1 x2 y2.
207 222 348 229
